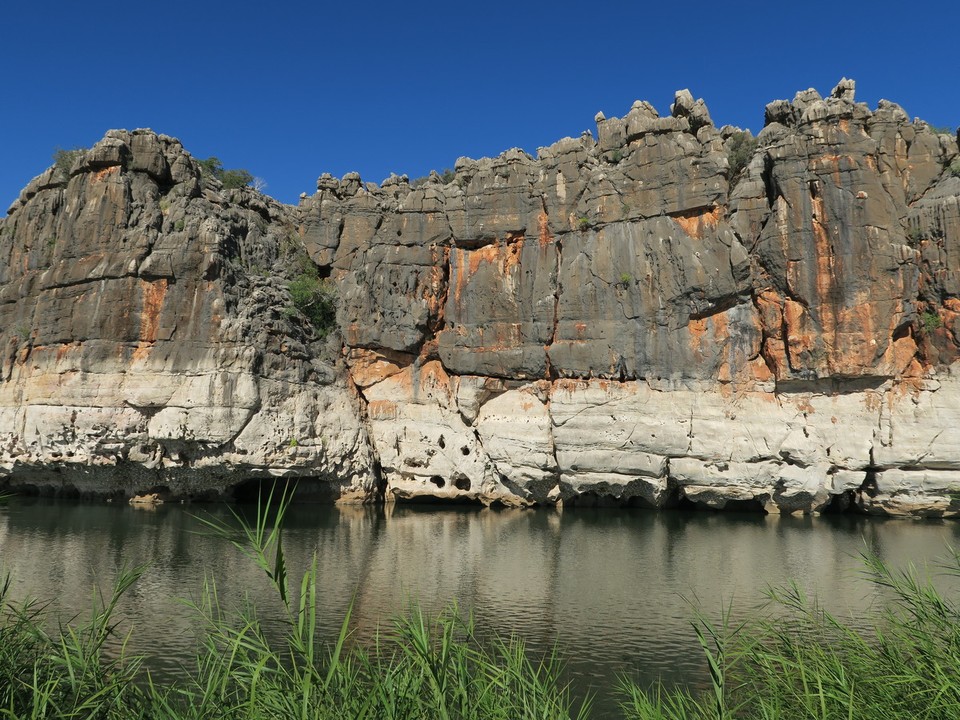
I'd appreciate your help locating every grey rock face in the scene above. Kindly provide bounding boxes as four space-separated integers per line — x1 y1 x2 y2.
3 80 960 517
0 130 374 500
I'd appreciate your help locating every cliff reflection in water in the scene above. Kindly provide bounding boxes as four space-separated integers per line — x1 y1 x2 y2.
1 498 959 695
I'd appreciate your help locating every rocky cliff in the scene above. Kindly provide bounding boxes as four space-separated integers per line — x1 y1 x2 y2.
2 79 959 516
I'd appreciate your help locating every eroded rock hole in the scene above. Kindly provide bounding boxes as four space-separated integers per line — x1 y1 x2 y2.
232 477 294 503
820 489 859 514
429 475 445 488
719 498 768 513
453 476 471 491
460 446 470 456
438 435 446 449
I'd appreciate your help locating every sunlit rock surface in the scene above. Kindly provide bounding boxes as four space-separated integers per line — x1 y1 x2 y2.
2 80 960 516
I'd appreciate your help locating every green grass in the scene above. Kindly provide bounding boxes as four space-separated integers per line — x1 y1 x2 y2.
3 488 960 719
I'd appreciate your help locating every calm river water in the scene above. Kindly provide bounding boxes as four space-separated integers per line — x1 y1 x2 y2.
2 497 959 712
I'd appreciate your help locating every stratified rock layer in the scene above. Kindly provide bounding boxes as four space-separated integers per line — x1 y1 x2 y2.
2 80 960 516
0 130 374 500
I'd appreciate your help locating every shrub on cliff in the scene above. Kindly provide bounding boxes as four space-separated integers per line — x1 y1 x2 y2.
287 256 337 336
410 167 457 187
52 146 85 178
197 156 255 189
726 131 758 181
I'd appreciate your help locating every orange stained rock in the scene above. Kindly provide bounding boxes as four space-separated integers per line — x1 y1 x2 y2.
531 379 552 395
894 375 927 399
138 278 167 344
345 323 361 346
763 337 790 379
688 317 708 357
712 311 729 341
379 364 416 395
828 300 873 372
811 154 846 187
878 334 918 377
717 361 731 383
929 306 960 364
749 355 773 382
453 239 524 307
796 397 815 414
425 255 447 319
863 392 882 412
420 360 452 394
418 338 439 361
55 342 77 361
903 358 925 378
784 296 818 360
671 205 724 241
131 342 152 363
809 193 839 334
755 290 784 338
367 400 398 420
347 348 406 388
538 210 553 248
92 166 120 182
552 378 588 395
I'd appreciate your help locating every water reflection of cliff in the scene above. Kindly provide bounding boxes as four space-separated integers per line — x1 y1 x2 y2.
1 499 959 693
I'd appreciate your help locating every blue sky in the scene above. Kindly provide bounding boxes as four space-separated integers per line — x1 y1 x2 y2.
3 0 958 209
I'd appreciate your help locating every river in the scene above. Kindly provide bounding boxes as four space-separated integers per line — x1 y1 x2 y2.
1 496 958 713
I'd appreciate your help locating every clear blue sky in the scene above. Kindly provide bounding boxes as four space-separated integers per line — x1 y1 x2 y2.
3 0 958 209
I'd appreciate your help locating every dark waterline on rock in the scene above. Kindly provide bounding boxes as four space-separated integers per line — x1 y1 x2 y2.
1 497 958 713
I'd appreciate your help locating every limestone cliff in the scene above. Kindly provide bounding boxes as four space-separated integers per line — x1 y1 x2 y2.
2 79 959 516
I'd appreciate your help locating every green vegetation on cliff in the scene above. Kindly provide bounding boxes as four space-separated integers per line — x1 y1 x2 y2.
286 254 337 336
52 147 85 178
197 156 255 189
725 131 757 180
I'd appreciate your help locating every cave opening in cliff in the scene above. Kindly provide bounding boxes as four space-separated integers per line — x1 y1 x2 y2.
674 494 768 513
230 477 340 504
562 492 659 509
819 489 862 515
232 477 290 503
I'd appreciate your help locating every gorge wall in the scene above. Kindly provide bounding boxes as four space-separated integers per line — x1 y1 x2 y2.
2 79 959 516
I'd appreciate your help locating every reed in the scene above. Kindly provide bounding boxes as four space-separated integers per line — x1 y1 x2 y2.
619 549 960 719
3 488 960 720
0 488 586 719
